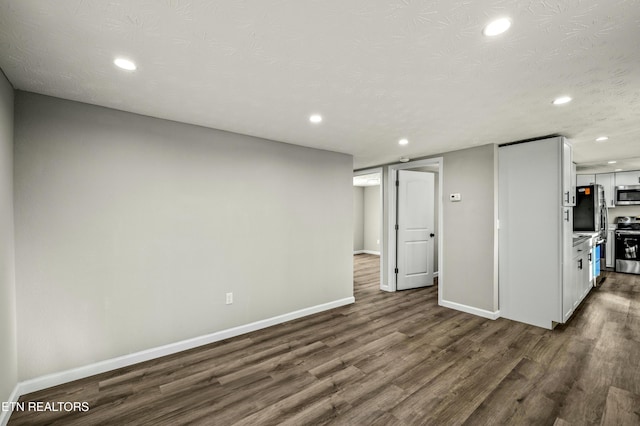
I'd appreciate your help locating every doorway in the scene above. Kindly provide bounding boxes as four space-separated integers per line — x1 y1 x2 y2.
386 158 443 294
353 168 384 292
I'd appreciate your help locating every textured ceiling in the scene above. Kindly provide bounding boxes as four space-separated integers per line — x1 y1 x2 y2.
1 0 639 170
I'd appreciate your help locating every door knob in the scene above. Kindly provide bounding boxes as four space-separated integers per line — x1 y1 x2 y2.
430 233 435 237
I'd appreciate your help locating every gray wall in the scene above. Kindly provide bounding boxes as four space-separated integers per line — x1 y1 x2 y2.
363 186 380 253
353 186 364 251
379 145 497 312
608 205 640 223
14 92 353 380
0 73 17 406
441 144 498 312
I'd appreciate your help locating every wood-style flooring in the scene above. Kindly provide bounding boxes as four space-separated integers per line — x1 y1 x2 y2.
8 254 640 425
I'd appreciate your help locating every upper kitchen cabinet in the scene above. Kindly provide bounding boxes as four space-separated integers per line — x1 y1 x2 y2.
615 171 640 186
562 139 576 206
572 162 577 204
595 173 616 208
577 174 595 186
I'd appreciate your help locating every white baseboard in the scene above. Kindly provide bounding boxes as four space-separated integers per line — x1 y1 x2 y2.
0 384 21 426
433 271 439 277
380 284 392 292
439 299 500 320
362 250 380 255
353 250 365 255
12 296 355 397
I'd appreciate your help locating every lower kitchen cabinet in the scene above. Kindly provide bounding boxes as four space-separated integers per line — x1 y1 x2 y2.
564 240 591 322
606 229 615 268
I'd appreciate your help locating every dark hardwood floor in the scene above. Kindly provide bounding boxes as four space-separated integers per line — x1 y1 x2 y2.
8 254 640 425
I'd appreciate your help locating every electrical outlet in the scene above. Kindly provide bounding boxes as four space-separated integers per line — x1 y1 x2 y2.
376 239 380 245
225 292 233 305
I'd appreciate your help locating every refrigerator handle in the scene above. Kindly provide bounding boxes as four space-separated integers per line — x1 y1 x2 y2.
604 202 610 241
564 209 570 222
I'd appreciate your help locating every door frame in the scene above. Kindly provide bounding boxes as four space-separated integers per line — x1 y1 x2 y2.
353 167 384 290
387 158 444 295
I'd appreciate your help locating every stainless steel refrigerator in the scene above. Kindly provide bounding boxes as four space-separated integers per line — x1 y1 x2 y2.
573 184 608 242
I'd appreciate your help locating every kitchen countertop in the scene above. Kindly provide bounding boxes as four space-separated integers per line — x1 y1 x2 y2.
572 235 591 247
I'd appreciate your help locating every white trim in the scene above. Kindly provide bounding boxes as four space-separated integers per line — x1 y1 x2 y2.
353 250 380 255
433 271 439 277
380 284 392 292
353 167 384 290
439 299 500 320
12 297 355 396
0 384 21 426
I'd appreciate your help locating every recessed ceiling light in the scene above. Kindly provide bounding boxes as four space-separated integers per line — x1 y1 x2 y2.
595 136 609 142
309 114 322 123
608 160 617 164
114 57 137 71
552 96 572 105
399 157 410 163
483 18 511 36
615 168 623 172
398 138 409 146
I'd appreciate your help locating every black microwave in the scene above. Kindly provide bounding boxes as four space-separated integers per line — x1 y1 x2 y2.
615 185 640 205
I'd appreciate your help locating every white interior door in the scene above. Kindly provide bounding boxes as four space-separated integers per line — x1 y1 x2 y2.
397 170 435 290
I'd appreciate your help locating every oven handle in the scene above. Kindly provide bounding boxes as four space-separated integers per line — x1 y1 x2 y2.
615 230 640 235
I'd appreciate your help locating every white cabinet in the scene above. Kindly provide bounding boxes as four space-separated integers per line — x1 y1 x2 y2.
562 141 576 206
615 171 640 186
564 260 577 322
596 173 616 208
606 229 615 268
582 245 592 298
577 174 596 186
499 136 575 329
572 162 577 204
565 239 591 322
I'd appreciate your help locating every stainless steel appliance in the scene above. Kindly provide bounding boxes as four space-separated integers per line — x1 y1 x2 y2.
615 185 640 205
615 217 640 274
574 184 608 242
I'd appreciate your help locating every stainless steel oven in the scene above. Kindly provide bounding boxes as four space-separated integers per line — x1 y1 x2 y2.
615 217 640 274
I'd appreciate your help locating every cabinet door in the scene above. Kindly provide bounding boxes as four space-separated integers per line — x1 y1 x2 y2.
583 251 592 298
562 207 574 323
574 251 584 308
577 174 596 186
615 171 640 186
606 230 614 268
572 162 577 205
562 140 575 206
596 173 615 208
565 253 579 322
564 256 576 322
